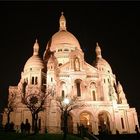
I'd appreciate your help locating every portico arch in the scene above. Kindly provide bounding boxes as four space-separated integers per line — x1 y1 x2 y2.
98 111 111 134
79 111 93 132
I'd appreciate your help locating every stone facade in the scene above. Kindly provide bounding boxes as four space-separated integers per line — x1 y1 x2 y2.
2 12 139 134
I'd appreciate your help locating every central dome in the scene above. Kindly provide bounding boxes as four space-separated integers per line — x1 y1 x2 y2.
49 30 81 51
45 12 82 53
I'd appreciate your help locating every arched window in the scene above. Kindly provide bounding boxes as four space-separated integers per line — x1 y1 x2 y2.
61 82 66 97
108 79 110 83
64 48 69 51
58 49 62 52
76 82 81 96
92 90 96 101
90 82 96 101
75 80 81 97
51 77 53 82
62 90 65 98
121 117 125 129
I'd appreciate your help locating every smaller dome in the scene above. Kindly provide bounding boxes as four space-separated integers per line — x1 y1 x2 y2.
93 43 112 73
93 58 112 69
24 40 45 71
24 55 45 71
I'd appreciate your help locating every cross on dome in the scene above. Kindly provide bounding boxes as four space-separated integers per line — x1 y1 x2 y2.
59 11 67 31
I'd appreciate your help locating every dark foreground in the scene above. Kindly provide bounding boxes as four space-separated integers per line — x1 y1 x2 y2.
0 131 140 140
0 131 83 140
97 134 140 140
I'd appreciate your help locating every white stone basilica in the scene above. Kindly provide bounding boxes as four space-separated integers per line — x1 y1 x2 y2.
2 12 139 134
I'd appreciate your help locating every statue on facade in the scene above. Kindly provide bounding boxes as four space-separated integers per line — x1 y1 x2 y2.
74 57 80 71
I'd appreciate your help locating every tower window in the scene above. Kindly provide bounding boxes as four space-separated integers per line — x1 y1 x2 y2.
32 77 34 84
108 79 110 83
121 117 125 129
104 79 106 83
35 77 38 85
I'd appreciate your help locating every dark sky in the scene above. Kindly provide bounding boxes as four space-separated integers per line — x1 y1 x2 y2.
0 1 140 115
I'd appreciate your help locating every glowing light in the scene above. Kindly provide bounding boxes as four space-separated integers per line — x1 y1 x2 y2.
63 98 70 105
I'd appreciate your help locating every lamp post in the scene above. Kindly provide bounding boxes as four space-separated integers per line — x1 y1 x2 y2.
62 97 70 140
56 96 81 139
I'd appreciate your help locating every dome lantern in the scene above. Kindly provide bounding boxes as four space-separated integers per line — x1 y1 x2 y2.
23 39 45 72
33 39 39 56
95 42 102 58
59 12 67 31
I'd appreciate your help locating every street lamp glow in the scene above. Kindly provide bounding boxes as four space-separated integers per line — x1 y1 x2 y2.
63 98 70 105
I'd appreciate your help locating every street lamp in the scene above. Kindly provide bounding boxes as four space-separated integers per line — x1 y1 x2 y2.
62 97 70 140
63 98 70 105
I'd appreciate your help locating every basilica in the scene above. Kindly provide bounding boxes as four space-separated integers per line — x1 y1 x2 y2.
2 12 139 134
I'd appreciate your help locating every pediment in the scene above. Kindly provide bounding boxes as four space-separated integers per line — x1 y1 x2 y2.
58 60 98 75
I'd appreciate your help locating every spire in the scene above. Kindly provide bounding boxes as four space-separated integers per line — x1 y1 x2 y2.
33 39 39 56
59 11 66 31
95 42 102 58
117 81 123 92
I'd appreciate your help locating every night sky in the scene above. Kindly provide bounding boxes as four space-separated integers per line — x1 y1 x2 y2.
0 1 140 116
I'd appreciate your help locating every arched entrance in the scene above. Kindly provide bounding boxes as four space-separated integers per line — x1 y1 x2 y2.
80 112 92 132
98 111 111 134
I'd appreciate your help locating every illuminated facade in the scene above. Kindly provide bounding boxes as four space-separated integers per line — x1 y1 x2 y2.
2 12 139 134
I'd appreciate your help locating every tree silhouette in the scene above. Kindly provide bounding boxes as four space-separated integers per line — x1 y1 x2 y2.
5 92 17 125
22 91 50 134
56 96 84 140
